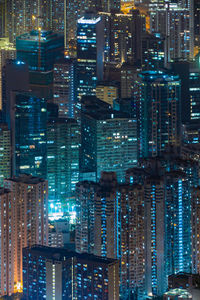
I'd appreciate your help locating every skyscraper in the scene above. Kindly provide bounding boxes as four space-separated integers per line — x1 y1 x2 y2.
23 245 119 300
77 14 104 103
0 38 15 111
76 172 145 298
96 81 119 107
134 71 181 158
16 30 64 72
47 118 80 218
2 59 29 126
2 174 48 296
53 58 77 119
12 92 47 179
81 99 137 182
150 1 194 62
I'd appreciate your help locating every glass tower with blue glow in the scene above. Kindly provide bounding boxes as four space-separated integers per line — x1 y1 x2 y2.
77 14 104 104
134 71 181 158
13 92 47 179
47 118 80 219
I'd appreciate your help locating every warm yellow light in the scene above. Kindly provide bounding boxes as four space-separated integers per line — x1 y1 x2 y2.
14 281 23 293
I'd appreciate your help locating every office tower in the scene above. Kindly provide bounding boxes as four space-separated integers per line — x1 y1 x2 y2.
0 123 11 186
23 245 119 300
100 10 146 64
120 63 136 98
47 118 80 218
0 38 15 111
12 92 47 179
2 59 29 126
65 0 102 45
80 98 137 182
14 25 62 98
16 30 64 100
134 71 181 158
76 172 145 298
96 81 119 106
170 61 190 123
1 175 48 296
77 13 104 103
53 58 77 119
16 30 64 72
141 32 165 70
150 2 194 62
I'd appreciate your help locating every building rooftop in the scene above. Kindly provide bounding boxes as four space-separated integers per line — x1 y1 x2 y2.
23 245 117 266
16 30 63 43
5 174 46 184
138 70 180 82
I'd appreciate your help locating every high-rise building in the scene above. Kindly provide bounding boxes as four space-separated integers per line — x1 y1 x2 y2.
16 29 64 101
0 188 14 296
77 14 104 103
0 38 15 111
96 81 119 107
2 59 29 126
126 154 199 297
0 123 11 186
194 0 200 38
12 92 47 179
80 98 137 182
150 2 194 62
192 187 200 274
2 175 48 296
100 10 146 64
76 172 145 298
16 30 64 72
189 69 200 121
102 0 121 12
120 63 136 99
53 58 77 119
47 118 80 218
134 71 181 158
23 245 119 300
141 32 165 70
144 175 166 296
5 0 52 43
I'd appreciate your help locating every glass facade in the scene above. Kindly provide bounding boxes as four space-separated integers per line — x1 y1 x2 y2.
47 118 80 219
134 71 181 158
16 30 64 72
14 92 47 179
